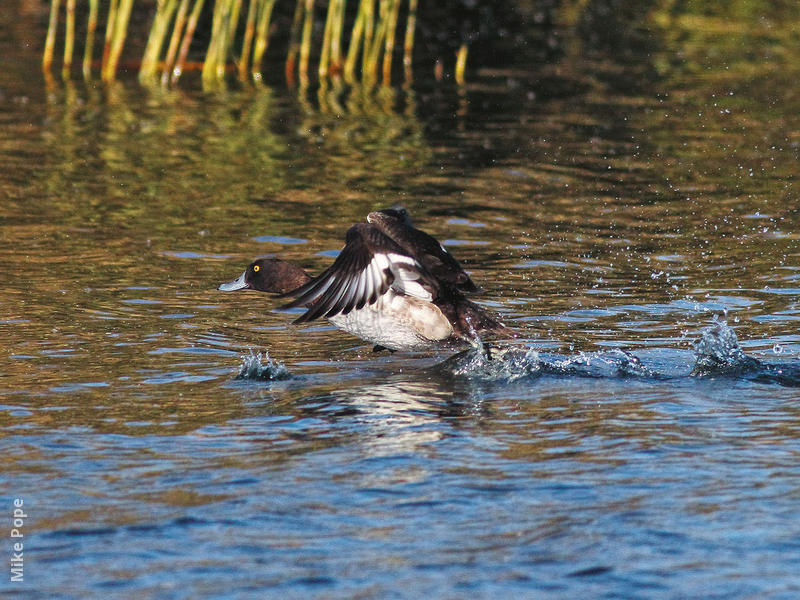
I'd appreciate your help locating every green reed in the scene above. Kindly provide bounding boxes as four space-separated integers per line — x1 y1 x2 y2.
42 0 422 90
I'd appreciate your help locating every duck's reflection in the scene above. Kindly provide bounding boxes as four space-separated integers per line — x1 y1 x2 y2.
281 368 487 451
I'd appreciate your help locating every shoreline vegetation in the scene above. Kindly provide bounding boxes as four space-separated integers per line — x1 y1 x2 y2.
37 1 800 96
41 0 454 90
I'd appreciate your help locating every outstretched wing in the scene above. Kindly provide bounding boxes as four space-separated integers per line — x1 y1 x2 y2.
367 209 478 292
280 223 439 323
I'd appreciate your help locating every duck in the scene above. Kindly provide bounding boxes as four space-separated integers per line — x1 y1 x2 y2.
218 208 514 352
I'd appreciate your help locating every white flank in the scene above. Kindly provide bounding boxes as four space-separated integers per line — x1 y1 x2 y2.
329 290 452 351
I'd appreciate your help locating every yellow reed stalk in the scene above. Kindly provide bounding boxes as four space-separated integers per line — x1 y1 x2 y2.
205 0 224 85
285 0 305 83
239 0 259 80
360 0 374 76
43 0 61 74
402 0 417 83
140 0 179 83
329 0 345 76
83 0 99 79
252 0 277 82
103 0 134 82
343 0 367 83
225 0 243 80
298 0 314 86
319 0 337 79
101 0 119 75
202 0 231 87
161 0 190 85
172 0 205 84
202 0 241 86
455 43 468 85
228 0 243 44
381 0 400 86
62 0 75 78
364 0 389 84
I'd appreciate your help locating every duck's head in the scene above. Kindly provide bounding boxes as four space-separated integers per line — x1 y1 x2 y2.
218 258 310 294
367 206 413 228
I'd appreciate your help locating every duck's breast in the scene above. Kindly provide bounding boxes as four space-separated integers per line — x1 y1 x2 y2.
329 290 453 351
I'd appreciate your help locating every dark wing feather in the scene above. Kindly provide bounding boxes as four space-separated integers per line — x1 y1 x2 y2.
368 211 478 292
279 223 402 324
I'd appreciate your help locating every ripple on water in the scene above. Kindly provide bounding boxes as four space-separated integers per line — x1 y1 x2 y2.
3 11 800 598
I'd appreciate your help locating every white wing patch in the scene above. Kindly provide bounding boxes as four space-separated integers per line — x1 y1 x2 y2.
384 252 433 301
282 237 437 322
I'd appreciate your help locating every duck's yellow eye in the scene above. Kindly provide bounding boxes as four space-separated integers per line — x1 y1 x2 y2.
253 265 260 273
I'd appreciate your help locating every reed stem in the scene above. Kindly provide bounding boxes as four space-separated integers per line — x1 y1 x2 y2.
343 0 367 83
319 0 341 79
83 0 99 79
252 0 277 82
202 0 235 87
62 0 76 79
161 0 190 85
172 0 205 84
239 0 258 80
228 0 243 45
43 0 61 74
381 0 400 86
402 0 416 84
330 0 345 76
140 0 178 83
103 0 134 82
298 0 315 86
101 0 119 76
285 0 305 83
364 0 388 84
361 0 374 76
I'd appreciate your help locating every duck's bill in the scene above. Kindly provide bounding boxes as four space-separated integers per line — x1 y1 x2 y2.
218 271 250 291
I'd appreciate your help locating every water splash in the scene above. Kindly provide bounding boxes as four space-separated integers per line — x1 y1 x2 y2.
437 344 659 382
235 350 291 381
691 319 761 376
435 320 800 387
438 344 543 381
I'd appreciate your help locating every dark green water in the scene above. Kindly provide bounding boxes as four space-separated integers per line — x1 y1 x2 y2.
2 4 800 598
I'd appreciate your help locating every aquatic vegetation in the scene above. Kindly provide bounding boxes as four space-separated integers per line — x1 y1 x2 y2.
42 0 422 90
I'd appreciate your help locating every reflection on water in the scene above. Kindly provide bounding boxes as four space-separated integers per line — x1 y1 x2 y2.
2 4 800 598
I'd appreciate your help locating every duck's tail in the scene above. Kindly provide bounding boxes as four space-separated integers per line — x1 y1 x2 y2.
443 296 517 344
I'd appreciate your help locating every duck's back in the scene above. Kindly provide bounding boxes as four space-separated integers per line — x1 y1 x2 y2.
366 209 478 292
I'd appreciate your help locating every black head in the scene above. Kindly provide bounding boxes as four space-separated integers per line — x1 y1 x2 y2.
218 258 310 294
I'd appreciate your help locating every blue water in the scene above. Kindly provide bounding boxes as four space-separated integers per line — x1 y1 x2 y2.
6 324 800 598
3 4 800 598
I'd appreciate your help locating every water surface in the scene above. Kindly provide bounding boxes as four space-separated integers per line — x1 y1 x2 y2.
2 5 800 599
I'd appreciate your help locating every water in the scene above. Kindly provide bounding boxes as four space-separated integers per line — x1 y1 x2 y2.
3 4 800 598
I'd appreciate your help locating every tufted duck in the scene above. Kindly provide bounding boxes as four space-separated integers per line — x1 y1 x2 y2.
218 208 513 351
